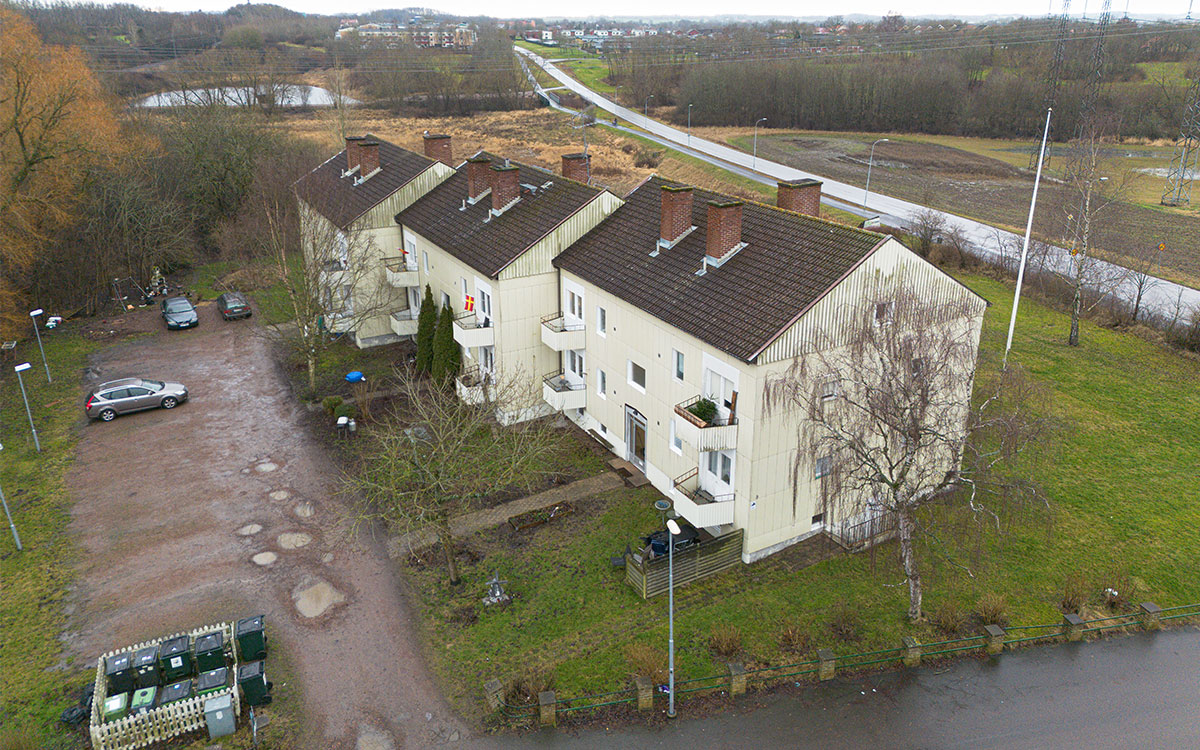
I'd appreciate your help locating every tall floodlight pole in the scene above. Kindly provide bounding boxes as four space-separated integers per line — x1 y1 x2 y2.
864 138 889 206
644 94 655 121
687 103 694 147
14 363 40 453
666 518 681 718
29 308 50 383
0 443 22 551
752 117 767 169
1004 108 1054 369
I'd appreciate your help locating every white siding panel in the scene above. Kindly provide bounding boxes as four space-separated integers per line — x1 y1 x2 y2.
499 192 623 280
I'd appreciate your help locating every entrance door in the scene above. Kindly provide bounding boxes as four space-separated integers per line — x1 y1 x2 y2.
625 405 647 471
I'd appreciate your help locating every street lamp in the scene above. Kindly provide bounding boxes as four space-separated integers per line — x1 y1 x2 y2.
0 443 22 551
752 117 767 170
14 363 40 453
644 94 655 121
863 138 889 206
29 308 50 383
666 518 681 719
687 103 694 147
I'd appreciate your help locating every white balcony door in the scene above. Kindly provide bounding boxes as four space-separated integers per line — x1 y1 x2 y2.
703 368 736 420
701 449 735 497
563 279 585 326
479 345 495 375
475 278 493 328
566 349 585 386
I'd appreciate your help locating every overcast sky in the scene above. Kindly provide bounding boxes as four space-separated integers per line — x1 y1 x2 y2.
135 1 1187 20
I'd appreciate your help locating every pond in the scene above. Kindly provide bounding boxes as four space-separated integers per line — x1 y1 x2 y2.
136 85 360 108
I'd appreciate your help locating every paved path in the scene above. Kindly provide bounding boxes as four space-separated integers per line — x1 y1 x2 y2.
517 47 1200 324
389 472 624 556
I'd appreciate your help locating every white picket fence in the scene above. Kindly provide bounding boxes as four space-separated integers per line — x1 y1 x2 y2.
89 621 242 750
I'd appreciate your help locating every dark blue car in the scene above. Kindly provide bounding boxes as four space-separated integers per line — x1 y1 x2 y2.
161 296 199 330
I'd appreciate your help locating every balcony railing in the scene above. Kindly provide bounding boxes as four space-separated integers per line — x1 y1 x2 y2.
540 312 586 351
389 308 419 337
541 369 586 411
670 468 735 528
456 365 493 405
673 396 739 452
452 310 494 348
382 256 419 287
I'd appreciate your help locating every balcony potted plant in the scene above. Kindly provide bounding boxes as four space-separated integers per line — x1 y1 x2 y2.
686 397 719 426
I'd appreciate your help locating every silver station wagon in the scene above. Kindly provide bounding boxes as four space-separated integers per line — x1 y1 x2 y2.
85 378 189 422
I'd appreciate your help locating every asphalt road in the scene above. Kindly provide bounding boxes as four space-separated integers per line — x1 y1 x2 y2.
517 48 1200 324
480 627 1200 749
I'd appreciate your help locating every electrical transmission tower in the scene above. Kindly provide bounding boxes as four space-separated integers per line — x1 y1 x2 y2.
1162 75 1200 206
1030 0 1073 171
1073 0 1113 140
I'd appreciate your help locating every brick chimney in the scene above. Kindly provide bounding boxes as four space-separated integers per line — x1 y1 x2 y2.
561 153 590 183
659 185 694 245
358 140 381 178
706 200 744 262
423 133 453 166
777 179 822 217
490 163 520 213
345 135 366 173
466 156 492 201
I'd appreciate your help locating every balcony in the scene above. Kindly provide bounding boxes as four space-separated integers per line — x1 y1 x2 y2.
540 313 585 352
389 308 419 337
383 256 419 288
541 370 586 411
671 468 736 528
319 259 349 287
456 366 493 405
674 396 739 452
452 311 494 348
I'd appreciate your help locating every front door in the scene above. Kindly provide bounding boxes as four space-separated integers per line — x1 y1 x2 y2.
625 405 647 471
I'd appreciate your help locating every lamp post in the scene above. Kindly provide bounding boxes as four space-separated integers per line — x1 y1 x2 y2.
1004 108 1053 368
644 94 655 121
863 138 889 206
666 518 681 719
0 443 22 551
14 363 40 453
29 308 50 383
687 103 694 147
752 117 767 170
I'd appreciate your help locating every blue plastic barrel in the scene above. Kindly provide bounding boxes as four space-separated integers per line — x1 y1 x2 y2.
345 371 364 383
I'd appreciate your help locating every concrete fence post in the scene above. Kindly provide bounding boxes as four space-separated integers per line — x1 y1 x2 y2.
726 662 747 696
634 676 653 712
984 624 1005 655
817 649 836 681
1062 613 1085 642
901 636 921 667
483 679 504 712
1139 602 1162 631
538 691 557 728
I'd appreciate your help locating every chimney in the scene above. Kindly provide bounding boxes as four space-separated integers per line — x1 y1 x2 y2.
777 178 822 217
490 163 520 213
344 135 366 173
358 140 381 179
466 156 492 201
706 200 744 262
659 185 694 246
423 133 453 166
561 152 590 183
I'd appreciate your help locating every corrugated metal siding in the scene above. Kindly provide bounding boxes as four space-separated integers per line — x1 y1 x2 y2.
356 163 454 230
499 192 623 280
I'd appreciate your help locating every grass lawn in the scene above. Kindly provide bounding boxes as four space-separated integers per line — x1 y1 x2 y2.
556 58 616 94
514 39 598 59
405 270 1200 720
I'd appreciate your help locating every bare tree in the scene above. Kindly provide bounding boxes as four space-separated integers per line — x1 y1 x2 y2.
345 366 560 585
1123 242 1164 324
909 208 945 258
763 285 1050 622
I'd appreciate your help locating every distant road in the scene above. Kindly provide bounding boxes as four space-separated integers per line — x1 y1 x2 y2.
517 47 1200 324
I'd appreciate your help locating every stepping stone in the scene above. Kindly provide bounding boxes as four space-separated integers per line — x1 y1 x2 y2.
322 553 334 564
255 462 278 473
277 532 312 550
252 552 277 566
270 490 291 501
294 502 314 518
293 580 345 618
237 524 263 536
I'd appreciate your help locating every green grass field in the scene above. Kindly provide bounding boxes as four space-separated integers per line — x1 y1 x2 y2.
406 270 1200 718
514 39 598 60
555 58 616 94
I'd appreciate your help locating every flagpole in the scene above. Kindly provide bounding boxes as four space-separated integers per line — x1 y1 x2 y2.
1004 107 1053 369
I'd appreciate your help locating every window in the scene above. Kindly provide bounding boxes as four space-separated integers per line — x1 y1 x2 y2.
568 350 585 379
814 454 833 479
597 307 607 336
704 369 735 411
478 288 493 322
628 360 646 391
670 419 682 454
874 301 893 326
820 378 838 401
599 423 607 434
567 290 584 320
597 369 607 399
911 357 927 380
423 251 429 274
707 451 733 484
441 291 451 309
479 345 495 373
811 513 825 529
673 350 685 381
461 278 468 305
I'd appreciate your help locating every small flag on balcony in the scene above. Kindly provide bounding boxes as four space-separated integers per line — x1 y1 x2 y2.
464 294 475 312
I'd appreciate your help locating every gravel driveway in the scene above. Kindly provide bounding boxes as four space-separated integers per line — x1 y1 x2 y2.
62 302 467 749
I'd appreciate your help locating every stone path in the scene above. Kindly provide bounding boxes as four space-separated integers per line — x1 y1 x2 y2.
388 472 625 558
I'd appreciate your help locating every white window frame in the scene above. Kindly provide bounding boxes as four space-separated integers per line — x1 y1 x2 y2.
669 419 683 454
814 454 833 479
673 349 685 382
597 368 607 399
627 360 646 393
596 306 607 337
820 377 838 402
423 250 430 274
874 301 893 326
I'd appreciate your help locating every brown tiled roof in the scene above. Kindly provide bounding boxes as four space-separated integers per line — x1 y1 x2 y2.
394 153 604 278
554 176 887 363
294 136 437 229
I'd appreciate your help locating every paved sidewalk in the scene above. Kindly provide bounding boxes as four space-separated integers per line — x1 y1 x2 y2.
388 472 625 557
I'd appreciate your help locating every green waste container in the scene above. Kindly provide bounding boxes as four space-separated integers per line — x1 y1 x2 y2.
105 652 135 695
160 635 192 682
132 644 160 689
196 667 227 697
194 631 225 673
130 686 157 716
102 692 128 723
237 661 270 706
159 679 192 706
235 615 267 661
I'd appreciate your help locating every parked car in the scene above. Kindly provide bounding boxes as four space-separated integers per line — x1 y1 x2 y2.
216 291 252 321
161 296 198 329
85 378 189 422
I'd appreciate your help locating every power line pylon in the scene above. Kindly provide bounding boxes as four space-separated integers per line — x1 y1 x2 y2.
1030 0 1073 171
1162 75 1200 206
1073 0 1113 139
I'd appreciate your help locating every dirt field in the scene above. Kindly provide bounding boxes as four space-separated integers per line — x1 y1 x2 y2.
62 302 467 749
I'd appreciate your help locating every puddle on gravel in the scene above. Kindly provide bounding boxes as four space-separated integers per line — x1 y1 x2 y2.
270 489 291 501
278 532 312 549
294 502 314 518
252 551 278 566
293 580 345 618
356 724 397 750
255 462 279 473
237 524 263 536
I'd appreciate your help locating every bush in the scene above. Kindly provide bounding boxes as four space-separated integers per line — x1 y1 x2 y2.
974 593 1008 626
828 600 861 642
777 623 811 655
1061 572 1088 614
930 600 967 636
333 403 357 420
449 604 478 625
687 397 719 424
708 624 743 659
505 667 554 706
322 395 343 415
928 243 962 269
1099 568 1139 611
625 643 666 682
634 148 663 168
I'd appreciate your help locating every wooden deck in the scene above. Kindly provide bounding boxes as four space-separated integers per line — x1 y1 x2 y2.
624 528 744 599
